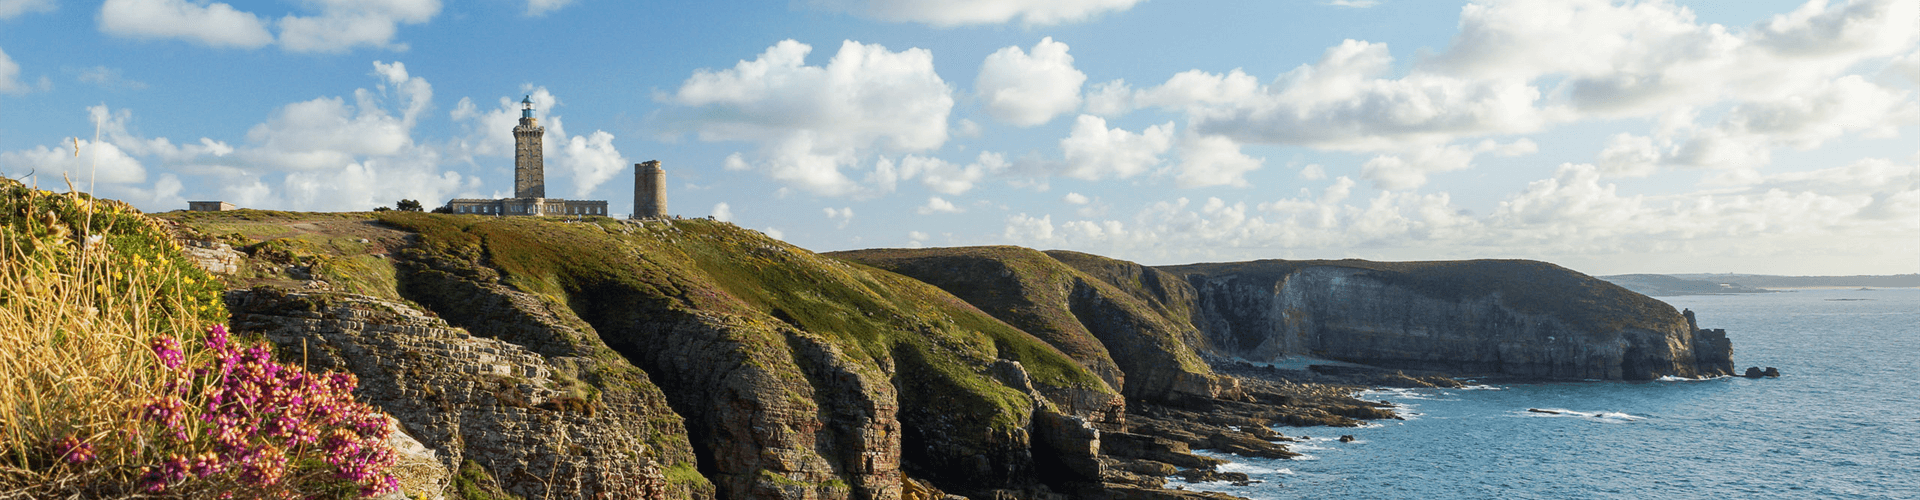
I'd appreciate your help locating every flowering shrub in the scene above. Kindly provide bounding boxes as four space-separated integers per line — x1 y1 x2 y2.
131 325 401 497
0 178 404 498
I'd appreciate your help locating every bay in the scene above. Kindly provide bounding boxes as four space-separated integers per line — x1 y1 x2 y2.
1184 288 1920 499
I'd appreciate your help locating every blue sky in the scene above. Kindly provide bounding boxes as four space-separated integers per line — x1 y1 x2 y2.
2 0 1917 276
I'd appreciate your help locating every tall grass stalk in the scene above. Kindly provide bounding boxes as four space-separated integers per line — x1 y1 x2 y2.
0 186 213 495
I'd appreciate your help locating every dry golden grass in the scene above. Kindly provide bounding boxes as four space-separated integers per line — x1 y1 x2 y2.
0 183 222 497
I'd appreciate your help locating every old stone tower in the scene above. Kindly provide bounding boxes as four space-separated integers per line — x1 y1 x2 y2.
513 95 545 199
633 160 668 219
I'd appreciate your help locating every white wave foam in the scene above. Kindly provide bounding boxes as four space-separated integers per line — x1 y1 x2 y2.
1274 467 1295 475
1217 462 1268 474
1516 408 1645 422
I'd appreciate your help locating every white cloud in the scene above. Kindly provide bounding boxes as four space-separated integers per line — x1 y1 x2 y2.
1175 134 1263 188
712 202 733 221
559 131 626 198
1059 115 1174 180
75 66 148 90
1138 40 1548 150
98 0 273 49
1299 164 1327 180
1112 0 1920 179
97 0 438 52
809 0 1146 27
277 0 441 53
1004 213 1054 242
659 39 953 197
0 47 24 95
1063 192 1089 204
824 206 855 228
0 0 52 19
894 152 1007 195
1360 138 1536 190
524 0 572 16
1325 0 1379 7
1 138 147 185
917 196 962 214
977 37 1086 127
1595 133 1660 178
1083 79 1134 117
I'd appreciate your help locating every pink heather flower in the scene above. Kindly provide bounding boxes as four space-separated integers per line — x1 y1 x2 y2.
51 435 95 464
189 452 225 478
150 336 184 371
205 324 230 352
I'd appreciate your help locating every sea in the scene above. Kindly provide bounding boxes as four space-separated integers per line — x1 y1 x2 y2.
1184 287 1920 499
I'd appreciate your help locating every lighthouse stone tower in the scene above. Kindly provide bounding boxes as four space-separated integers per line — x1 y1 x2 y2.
513 95 545 199
445 95 607 217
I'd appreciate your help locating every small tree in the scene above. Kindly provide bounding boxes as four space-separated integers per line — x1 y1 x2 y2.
395 199 423 212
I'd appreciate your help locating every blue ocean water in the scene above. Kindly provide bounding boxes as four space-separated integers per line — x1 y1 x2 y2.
1185 288 1920 499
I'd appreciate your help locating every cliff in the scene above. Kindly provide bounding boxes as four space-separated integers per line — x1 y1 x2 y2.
1160 259 1734 380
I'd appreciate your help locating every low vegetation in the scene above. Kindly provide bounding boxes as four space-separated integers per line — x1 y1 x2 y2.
1 179 400 498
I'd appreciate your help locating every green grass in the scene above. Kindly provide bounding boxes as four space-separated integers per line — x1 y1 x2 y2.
832 246 1221 399
373 213 1110 431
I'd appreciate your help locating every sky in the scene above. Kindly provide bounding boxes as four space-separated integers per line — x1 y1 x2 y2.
2 0 1918 276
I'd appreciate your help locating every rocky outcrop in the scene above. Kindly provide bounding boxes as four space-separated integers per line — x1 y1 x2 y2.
1163 260 1734 381
226 289 708 499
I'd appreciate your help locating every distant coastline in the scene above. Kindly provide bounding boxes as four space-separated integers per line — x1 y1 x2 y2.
1601 273 1920 297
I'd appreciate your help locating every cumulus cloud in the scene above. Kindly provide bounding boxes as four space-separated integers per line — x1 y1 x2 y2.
1059 115 1174 180
1004 213 1054 241
1107 0 1920 186
712 202 733 221
1 139 147 185
977 37 1086 127
524 0 572 16
1123 40 1547 151
824 206 855 228
277 0 441 53
98 0 274 49
1175 134 1263 188
808 0 1146 27
240 62 431 172
1063 192 1089 204
98 0 439 52
658 39 953 197
0 47 25 95
0 0 52 19
888 151 1008 195
1360 138 1536 190
916 196 962 214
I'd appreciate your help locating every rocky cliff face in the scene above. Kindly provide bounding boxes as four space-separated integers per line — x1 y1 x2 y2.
226 289 709 499
1162 260 1734 380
